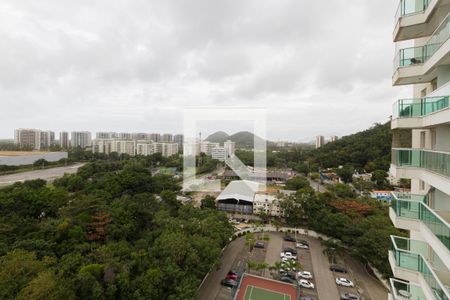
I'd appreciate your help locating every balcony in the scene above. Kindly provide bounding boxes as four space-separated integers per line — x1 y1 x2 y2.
389 235 450 300
390 192 450 251
390 278 427 300
392 148 450 179
391 96 450 128
393 13 450 85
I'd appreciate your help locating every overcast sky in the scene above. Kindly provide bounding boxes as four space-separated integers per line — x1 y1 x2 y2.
0 0 410 142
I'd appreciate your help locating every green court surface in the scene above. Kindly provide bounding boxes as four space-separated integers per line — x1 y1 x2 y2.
244 285 291 300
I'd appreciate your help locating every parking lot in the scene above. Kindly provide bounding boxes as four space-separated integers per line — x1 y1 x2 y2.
196 230 387 300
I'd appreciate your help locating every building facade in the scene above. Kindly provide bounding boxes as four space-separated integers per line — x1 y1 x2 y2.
14 128 41 150
315 135 325 149
40 130 55 149
330 136 338 142
71 131 92 148
59 131 70 149
389 2 450 299
161 133 173 142
174 134 184 147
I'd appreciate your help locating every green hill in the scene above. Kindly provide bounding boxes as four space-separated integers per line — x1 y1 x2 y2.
205 131 266 148
309 122 392 171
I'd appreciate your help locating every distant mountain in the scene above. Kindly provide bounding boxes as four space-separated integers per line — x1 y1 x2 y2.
205 131 230 143
205 131 266 148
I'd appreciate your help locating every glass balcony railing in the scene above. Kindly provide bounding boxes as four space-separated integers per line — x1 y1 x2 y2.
395 13 450 69
390 278 427 300
395 0 430 21
392 148 450 178
393 96 449 118
391 192 450 250
390 235 450 300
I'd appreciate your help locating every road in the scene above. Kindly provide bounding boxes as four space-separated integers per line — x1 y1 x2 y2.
196 237 246 300
306 236 340 300
307 177 328 193
0 163 84 187
343 254 388 300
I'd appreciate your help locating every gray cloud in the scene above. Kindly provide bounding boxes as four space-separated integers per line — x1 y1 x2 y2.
0 0 408 141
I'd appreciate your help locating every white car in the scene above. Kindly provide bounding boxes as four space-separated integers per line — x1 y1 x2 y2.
296 242 309 249
336 277 354 287
298 279 314 289
297 271 313 279
280 252 297 260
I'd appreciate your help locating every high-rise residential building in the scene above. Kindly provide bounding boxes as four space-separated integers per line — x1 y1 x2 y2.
111 140 135 156
174 134 184 146
136 141 155 156
118 132 132 140
132 133 150 140
96 132 118 139
183 140 200 156
150 133 161 142
330 136 338 142
14 128 41 150
40 130 55 149
71 131 92 148
224 140 236 158
315 135 325 149
155 142 178 157
59 131 69 149
389 3 450 299
161 133 173 142
92 139 114 154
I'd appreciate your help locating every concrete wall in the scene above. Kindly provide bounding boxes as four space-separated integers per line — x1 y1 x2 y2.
435 124 450 151
0 152 68 166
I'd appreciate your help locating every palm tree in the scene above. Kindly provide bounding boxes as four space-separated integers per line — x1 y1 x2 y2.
245 232 255 252
269 261 283 279
322 239 343 264
256 262 269 276
247 260 257 274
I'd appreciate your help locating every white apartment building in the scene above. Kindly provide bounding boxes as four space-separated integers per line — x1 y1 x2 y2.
211 147 226 161
315 135 325 149
183 141 201 156
155 142 178 157
118 132 132 140
330 136 338 142
14 128 42 150
92 139 114 154
161 133 173 142
150 133 161 142
71 131 92 149
224 140 236 158
200 141 220 155
96 132 118 139
174 134 184 146
136 142 155 156
59 131 70 149
111 140 136 156
252 193 284 217
389 2 450 299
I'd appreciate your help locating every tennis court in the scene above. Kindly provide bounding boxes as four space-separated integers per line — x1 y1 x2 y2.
235 274 297 300
243 285 291 300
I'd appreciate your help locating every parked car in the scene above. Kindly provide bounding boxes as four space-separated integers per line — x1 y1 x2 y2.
297 271 313 279
298 279 315 289
340 292 361 300
283 236 296 242
255 242 265 249
226 273 237 280
330 265 348 273
279 276 296 284
280 252 297 260
336 277 354 287
221 278 237 287
298 239 309 245
296 242 309 249
283 247 298 254
300 297 315 300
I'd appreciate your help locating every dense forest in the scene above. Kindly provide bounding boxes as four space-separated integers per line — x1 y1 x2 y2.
308 122 392 171
0 160 233 300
